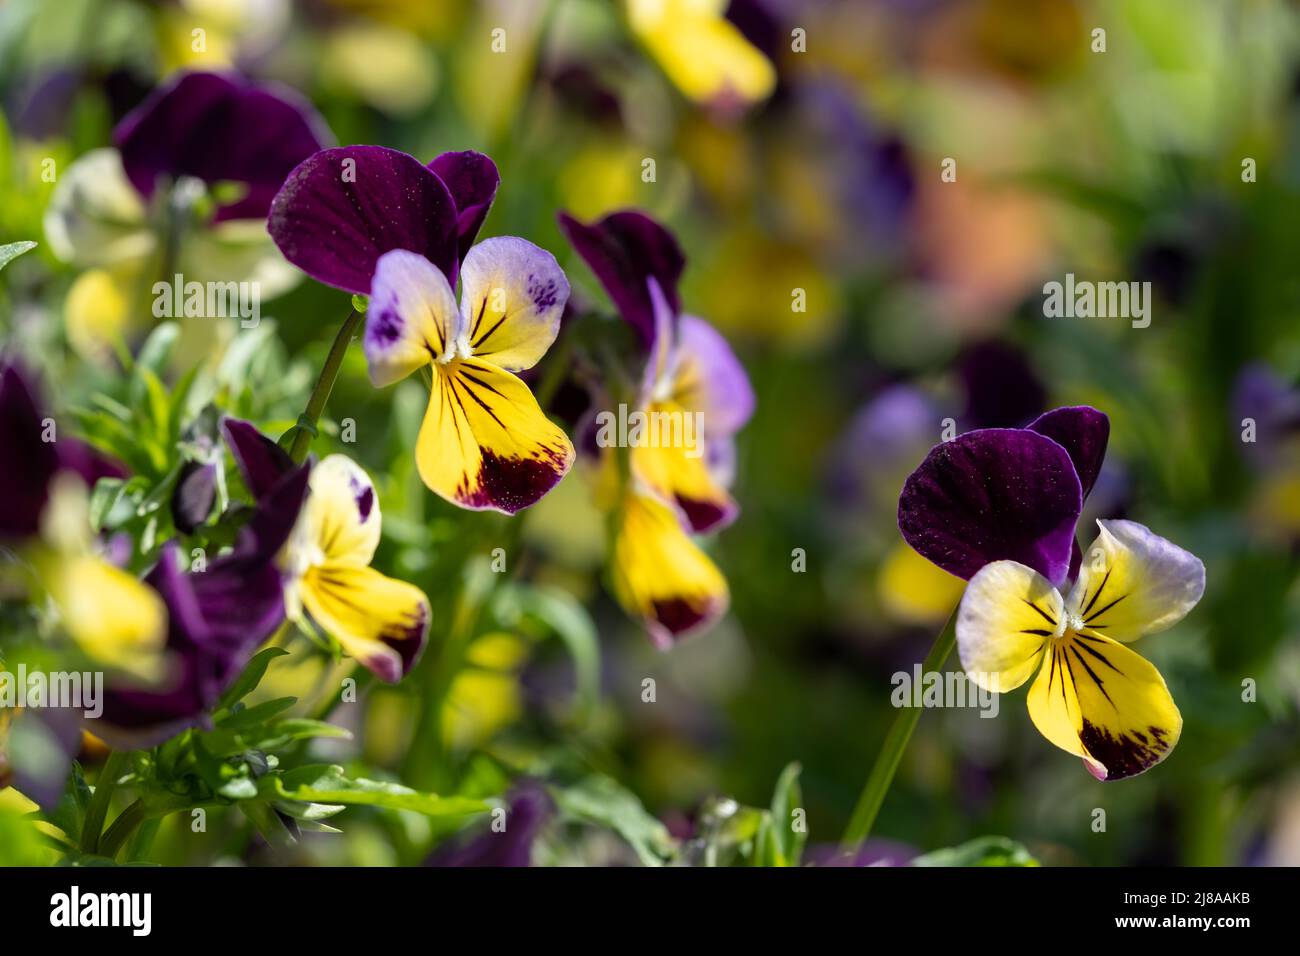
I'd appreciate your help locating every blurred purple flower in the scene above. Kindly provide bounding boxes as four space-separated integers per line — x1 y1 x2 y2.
114 71 332 222
1233 363 1300 469
0 360 126 541
427 783 552 867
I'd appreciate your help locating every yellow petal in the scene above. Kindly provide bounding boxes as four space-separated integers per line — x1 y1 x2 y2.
44 555 167 680
299 563 430 684
627 0 776 106
457 237 568 372
956 560 1057 693
416 358 574 514
629 400 735 532
289 454 382 569
611 490 729 647
65 268 133 366
1067 519 1205 643
1027 633 1181 780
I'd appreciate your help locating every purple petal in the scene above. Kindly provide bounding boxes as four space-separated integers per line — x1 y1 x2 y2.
114 71 331 222
557 210 685 347
428 150 499 263
675 315 754 437
898 428 1083 584
221 417 293 501
9 707 84 812
171 460 218 534
1026 406 1109 501
269 145 460 295
426 783 552 867
98 468 308 746
0 362 60 539
1233 363 1300 468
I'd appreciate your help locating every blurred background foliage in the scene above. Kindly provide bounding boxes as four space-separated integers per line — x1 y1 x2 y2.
2 0 1300 865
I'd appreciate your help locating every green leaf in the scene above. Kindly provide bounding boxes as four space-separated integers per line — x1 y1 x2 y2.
768 761 805 867
273 765 492 818
0 240 36 272
249 718 353 749
134 322 179 379
0 805 56 865
910 836 1039 867
498 584 600 720
217 696 297 730
218 646 289 709
88 478 127 531
552 775 674 867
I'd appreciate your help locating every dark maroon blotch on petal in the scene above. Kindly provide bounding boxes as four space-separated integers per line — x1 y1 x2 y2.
459 448 569 515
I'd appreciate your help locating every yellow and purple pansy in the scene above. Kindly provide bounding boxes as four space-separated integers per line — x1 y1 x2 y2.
222 420 430 682
558 209 752 643
269 144 575 514
559 209 754 534
898 407 1206 780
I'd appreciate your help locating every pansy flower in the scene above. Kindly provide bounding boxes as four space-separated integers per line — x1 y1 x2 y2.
269 144 574 513
559 209 753 533
557 210 748 642
43 71 331 358
898 407 1206 779
223 421 430 681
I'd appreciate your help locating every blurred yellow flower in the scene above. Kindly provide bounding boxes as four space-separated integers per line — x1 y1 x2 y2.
443 632 530 749
627 0 775 108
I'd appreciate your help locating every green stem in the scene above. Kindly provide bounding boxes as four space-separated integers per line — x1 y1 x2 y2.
80 750 129 854
97 799 151 859
840 609 958 851
288 308 363 463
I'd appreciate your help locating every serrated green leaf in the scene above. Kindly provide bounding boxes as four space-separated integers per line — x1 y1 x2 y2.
273 765 491 818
